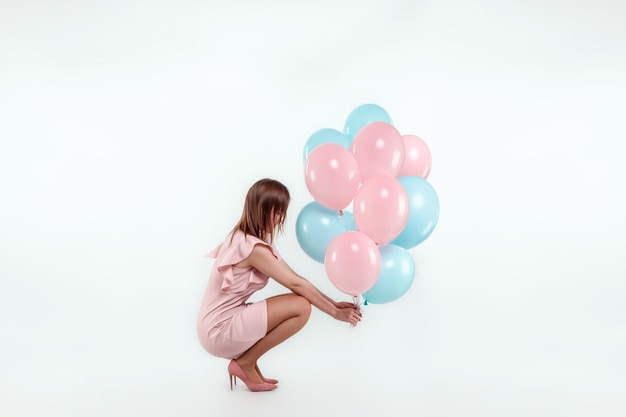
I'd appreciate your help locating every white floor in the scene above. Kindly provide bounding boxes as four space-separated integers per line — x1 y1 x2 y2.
2 278 624 417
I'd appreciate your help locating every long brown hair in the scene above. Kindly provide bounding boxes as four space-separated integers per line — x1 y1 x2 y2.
230 178 290 243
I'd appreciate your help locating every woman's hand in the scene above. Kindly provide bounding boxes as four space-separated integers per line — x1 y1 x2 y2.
333 303 362 326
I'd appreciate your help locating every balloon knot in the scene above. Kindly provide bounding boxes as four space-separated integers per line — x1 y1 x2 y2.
364 300 369 306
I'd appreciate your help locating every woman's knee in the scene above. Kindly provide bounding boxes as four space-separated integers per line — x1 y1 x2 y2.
292 295 312 318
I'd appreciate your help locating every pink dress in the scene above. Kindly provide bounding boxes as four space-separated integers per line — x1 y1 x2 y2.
197 230 281 359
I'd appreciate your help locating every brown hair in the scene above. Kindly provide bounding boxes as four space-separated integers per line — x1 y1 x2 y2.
230 178 290 243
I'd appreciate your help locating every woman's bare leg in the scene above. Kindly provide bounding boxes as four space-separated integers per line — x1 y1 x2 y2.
234 293 311 383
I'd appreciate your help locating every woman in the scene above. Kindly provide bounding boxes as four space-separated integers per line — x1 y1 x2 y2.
197 178 362 392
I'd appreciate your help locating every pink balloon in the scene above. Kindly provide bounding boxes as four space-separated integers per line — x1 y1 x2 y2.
350 122 405 181
304 143 360 211
397 134 432 179
324 231 381 296
353 175 409 245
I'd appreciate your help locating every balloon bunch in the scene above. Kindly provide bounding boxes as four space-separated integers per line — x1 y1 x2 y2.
296 104 440 305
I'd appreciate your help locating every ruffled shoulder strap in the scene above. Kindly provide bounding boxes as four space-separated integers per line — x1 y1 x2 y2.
207 231 281 294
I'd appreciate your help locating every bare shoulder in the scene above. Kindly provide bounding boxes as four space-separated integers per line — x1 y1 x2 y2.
248 244 296 285
235 242 276 269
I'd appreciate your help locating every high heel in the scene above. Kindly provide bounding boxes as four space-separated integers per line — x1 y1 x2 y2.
233 373 278 385
255 365 278 384
228 359 277 392
233 376 278 385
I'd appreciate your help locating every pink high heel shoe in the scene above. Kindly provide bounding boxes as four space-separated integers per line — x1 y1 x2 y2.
233 375 278 385
256 365 278 384
228 360 277 392
261 376 279 384
231 364 278 385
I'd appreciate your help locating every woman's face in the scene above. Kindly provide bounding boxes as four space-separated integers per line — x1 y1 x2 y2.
272 210 281 229
270 207 285 231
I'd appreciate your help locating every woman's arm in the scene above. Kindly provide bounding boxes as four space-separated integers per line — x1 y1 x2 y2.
241 244 339 318
280 260 359 311
280 259 340 307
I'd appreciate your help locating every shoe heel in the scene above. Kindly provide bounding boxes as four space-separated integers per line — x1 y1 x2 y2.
227 359 276 392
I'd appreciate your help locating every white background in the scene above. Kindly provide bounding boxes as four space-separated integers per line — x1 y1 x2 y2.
1 1 625 416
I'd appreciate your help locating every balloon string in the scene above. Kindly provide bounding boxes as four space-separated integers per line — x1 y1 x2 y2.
350 295 363 328
353 295 364 309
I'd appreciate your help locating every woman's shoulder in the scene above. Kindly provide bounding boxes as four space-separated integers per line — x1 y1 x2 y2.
235 231 282 260
208 230 280 261
226 230 275 254
230 230 266 245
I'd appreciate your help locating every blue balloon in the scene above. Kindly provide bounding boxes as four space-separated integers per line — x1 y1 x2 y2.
296 201 356 263
391 176 440 249
303 128 350 163
343 103 393 142
363 244 415 304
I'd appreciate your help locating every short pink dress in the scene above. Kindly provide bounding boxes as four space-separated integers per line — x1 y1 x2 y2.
197 230 281 359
